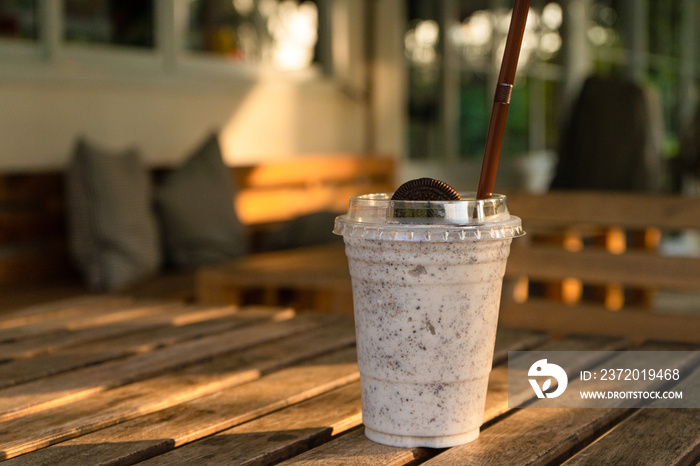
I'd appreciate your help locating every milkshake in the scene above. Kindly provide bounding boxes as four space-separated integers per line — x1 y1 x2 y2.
334 188 523 448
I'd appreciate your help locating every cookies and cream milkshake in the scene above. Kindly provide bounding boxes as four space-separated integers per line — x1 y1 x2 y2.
334 180 523 448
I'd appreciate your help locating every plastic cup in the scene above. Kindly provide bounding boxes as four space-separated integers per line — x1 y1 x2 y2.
333 193 524 448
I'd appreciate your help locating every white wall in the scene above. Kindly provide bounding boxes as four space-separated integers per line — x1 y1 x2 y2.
220 78 367 164
0 0 402 171
0 68 369 171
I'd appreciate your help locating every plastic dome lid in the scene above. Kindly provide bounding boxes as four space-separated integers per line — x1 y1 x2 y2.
333 193 524 242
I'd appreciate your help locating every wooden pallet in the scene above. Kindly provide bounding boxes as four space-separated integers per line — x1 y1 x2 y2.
502 191 700 343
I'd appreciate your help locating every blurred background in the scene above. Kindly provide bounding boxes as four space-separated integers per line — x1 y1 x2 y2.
0 0 698 194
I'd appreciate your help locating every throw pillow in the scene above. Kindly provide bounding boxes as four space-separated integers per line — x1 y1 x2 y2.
155 133 249 268
66 138 161 291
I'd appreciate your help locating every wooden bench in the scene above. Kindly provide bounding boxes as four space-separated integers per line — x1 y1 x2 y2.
197 243 354 314
231 155 395 250
501 190 700 343
0 155 395 311
232 156 395 226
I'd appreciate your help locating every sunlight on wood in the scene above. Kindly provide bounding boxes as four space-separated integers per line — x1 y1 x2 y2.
605 284 625 311
605 227 626 255
644 227 662 250
513 276 529 303
562 230 583 252
561 277 582 303
231 157 395 225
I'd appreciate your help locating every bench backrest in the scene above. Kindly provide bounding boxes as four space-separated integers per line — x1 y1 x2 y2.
502 191 700 343
233 156 395 225
0 155 396 287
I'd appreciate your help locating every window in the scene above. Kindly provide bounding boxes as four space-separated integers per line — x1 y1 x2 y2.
63 0 154 49
0 0 38 41
0 0 330 81
186 0 321 71
456 1 563 159
406 0 564 161
405 0 699 188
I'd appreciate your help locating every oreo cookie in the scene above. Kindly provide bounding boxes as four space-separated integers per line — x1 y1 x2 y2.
392 178 461 201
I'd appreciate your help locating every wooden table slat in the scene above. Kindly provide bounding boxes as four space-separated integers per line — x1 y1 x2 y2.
0 307 294 389
0 295 134 326
492 327 550 365
121 328 553 465
423 347 700 466
563 364 700 466
0 313 342 423
0 300 172 343
0 327 556 464
2 348 359 466
0 303 245 362
484 334 629 423
277 428 433 466
0 321 357 461
0 295 696 465
137 329 625 464
274 334 629 466
128 358 362 466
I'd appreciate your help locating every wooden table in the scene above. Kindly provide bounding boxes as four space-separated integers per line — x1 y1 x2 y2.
197 243 354 314
1 296 698 465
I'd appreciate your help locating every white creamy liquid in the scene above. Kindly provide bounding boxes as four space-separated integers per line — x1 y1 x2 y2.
344 236 512 448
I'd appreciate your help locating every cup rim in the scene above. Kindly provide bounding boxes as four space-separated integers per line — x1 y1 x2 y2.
333 192 524 241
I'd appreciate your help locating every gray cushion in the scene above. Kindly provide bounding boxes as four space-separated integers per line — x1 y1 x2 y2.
66 139 161 291
155 133 248 268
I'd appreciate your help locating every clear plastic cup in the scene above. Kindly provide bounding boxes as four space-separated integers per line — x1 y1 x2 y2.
333 193 524 448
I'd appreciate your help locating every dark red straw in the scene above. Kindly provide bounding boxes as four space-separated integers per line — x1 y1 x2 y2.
476 0 530 199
